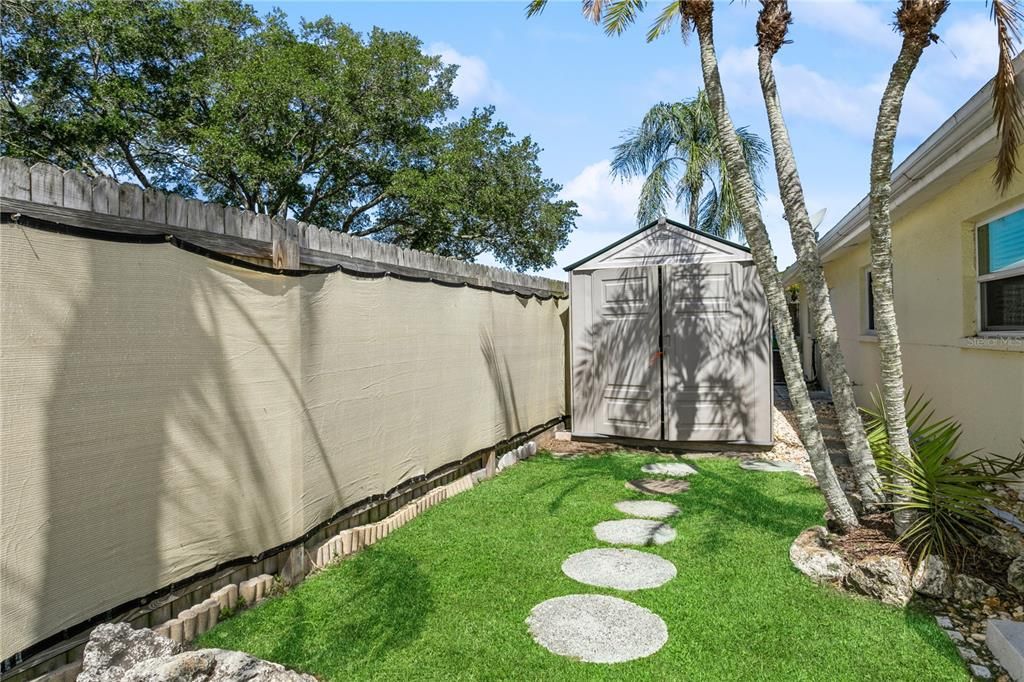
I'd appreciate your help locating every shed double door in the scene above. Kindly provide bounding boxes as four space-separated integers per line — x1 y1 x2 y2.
582 263 765 441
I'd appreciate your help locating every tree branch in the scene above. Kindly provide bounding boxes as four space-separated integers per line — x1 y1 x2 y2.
114 139 152 188
339 190 388 233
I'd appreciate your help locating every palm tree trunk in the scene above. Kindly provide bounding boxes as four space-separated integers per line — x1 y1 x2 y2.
870 2 947 535
755 7 882 510
689 4 858 529
688 189 700 229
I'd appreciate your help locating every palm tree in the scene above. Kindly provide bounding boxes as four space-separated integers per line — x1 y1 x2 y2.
755 0 883 511
869 0 1023 535
610 91 769 239
527 0 861 528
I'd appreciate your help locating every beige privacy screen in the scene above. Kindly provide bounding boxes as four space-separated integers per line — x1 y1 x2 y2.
0 223 566 659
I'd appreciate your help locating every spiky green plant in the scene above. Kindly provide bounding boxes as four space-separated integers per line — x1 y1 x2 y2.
863 389 957 472
864 390 1024 561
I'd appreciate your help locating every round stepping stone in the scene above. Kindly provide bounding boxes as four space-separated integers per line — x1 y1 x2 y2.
614 500 680 519
739 460 803 474
562 548 676 590
526 594 668 663
641 462 698 477
626 478 690 495
594 519 676 546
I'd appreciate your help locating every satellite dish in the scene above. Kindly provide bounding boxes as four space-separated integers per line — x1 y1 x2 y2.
809 208 827 233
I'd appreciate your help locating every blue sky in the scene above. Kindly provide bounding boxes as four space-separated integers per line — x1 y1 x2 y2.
254 1 1001 278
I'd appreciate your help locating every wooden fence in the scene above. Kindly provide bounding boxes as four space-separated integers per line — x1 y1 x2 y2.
0 158 567 298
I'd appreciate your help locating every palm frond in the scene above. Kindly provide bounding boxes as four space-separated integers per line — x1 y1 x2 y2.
582 0 605 23
647 1 682 42
636 157 677 225
525 0 549 18
736 125 770 199
698 183 722 234
990 0 1024 192
611 102 681 179
602 0 647 35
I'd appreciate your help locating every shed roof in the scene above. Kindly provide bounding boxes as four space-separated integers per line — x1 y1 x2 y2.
564 217 750 272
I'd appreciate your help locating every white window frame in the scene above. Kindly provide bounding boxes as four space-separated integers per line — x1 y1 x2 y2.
975 204 1024 335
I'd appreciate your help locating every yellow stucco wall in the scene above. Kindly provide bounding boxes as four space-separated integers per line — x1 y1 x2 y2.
817 158 1024 458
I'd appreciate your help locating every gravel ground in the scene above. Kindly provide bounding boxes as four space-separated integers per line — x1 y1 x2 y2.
525 594 668 663
561 548 677 591
593 519 676 546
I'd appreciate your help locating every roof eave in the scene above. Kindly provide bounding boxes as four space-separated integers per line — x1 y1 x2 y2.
813 54 1022 263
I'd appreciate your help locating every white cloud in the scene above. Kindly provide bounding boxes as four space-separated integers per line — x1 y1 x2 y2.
524 160 646 278
561 159 643 225
929 14 998 80
717 46 945 139
428 42 506 108
792 0 899 50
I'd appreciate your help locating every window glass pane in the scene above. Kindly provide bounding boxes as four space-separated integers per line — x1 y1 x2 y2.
983 274 1024 329
866 271 875 331
984 209 1024 274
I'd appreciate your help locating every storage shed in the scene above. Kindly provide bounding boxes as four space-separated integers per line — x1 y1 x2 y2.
566 218 772 446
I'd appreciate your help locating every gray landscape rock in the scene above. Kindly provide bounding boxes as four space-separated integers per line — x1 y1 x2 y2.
78 623 314 682
739 460 804 474
789 526 851 584
613 500 680 519
912 555 952 598
594 519 676 546
561 548 676 591
845 555 913 607
969 663 993 679
953 574 998 603
640 463 697 477
79 624 182 682
1008 555 1024 595
979 531 1024 559
123 649 315 682
526 594 668 663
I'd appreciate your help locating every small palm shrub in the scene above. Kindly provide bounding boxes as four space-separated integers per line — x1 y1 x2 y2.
863 390 1024 562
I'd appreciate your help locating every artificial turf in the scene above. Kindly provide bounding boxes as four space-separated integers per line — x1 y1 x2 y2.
197 452 968 681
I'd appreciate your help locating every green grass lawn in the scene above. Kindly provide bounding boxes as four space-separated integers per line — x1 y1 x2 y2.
198 453 967 681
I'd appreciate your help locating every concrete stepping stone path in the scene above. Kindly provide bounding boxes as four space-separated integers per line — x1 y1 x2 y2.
594 519 676 546
526 460 703 664
614 500 680 519
641 462 698 477
526 594 668 663
626 478 690 495
562 548 676 590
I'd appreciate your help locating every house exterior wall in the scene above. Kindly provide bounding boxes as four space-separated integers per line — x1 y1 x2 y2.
813 157 1024 458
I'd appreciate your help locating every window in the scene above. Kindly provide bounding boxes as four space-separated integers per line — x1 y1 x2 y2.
978 208 1024 332
863 268 876 333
